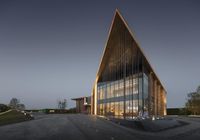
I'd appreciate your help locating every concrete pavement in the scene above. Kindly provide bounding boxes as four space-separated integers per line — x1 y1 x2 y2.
0 114 199 140
0 114 163 140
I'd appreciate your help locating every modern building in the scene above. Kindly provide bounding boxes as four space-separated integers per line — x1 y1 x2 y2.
72 96 91 114
91 10 167 119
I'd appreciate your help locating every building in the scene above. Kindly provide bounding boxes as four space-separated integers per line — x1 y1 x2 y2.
91 10 167 119
72 96 91 114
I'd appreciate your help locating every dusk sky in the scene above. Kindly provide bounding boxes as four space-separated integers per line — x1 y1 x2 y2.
0 0 200 109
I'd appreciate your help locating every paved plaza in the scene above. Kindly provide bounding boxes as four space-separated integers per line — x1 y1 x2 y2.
0 114 199 140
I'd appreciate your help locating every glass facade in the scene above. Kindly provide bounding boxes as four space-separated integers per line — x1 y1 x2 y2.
91 11 166 118
97 73 149 118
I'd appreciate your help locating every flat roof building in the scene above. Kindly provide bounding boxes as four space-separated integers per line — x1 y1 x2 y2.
72 96 91 114
91 10 167 119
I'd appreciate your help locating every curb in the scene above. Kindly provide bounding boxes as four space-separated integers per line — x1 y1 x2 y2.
0 109 12 116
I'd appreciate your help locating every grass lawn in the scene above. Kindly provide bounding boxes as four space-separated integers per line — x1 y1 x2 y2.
0 110 30 126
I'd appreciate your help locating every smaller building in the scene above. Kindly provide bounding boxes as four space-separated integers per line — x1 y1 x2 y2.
72 96 91 114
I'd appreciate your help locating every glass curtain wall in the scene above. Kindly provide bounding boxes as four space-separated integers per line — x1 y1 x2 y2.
97 74 149 118
96 14 150 119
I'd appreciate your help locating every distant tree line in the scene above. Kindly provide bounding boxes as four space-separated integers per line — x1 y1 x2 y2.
0 104 10 113
167 108 191 115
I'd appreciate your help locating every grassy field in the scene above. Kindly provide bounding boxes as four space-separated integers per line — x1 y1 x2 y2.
0 110 31 126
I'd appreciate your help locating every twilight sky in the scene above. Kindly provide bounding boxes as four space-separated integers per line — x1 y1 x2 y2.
0 0 200 109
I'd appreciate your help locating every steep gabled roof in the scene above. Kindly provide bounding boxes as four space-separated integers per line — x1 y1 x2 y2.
92 9 166 92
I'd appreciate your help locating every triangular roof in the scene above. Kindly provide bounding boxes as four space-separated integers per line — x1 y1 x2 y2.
92 9 166 92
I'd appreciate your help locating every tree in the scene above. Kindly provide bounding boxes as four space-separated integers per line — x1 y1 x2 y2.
57 99 67 109
197 85 200 93
9 98 20 109
185 86 200 115
9 98 25 110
